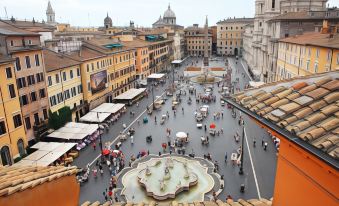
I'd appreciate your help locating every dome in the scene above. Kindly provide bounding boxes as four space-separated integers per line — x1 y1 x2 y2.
104 14 112 24
163 5 176 18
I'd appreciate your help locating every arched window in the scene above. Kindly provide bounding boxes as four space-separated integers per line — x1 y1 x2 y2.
1 146 12 166
17 139 25 157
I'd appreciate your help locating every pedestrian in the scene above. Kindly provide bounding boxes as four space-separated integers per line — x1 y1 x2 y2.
99 164 104 175
103 191 108 202
159 151 161 156
147 150 150 155
262 138 264 147
264 141 268 150
123 123 126 129
92 142 96 150
221 128 224 134
224 152 228 162
155 116 157 123
204 125 207 132
166 111 169 118
182 107 184 114
253 139 256 147
130 136 134 144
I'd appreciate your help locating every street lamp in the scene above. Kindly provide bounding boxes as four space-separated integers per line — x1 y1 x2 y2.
97 112 104 163
151 80 155 110
239 125 245 175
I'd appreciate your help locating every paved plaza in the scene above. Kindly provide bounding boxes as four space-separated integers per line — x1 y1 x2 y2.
75 57 277 203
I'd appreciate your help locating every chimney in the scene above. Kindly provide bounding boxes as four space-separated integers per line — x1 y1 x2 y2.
321 19 329 34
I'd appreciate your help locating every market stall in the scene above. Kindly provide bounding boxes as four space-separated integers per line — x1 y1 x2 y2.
113 88 146 105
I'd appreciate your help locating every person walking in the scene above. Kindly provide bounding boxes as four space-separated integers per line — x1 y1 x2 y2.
264 141 268 150
224 152 228 163
130 136 134 145
253 138 256 147
92 142 96 150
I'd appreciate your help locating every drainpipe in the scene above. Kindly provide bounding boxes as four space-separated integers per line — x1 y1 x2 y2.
297 45 302 76
329 48 334 71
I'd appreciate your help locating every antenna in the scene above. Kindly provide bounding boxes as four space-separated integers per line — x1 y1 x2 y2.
4 7 8 19
88 13 91 27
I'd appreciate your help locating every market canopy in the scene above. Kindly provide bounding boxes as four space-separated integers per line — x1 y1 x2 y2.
47 122 98 140
114 88 146 100
16 142 77 167
147 73 165 79
79 112 111 123
171 60 183 64
176 132 187 139
91 103 125 114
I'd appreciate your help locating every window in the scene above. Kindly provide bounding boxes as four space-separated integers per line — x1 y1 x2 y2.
33 113 39 125
50 96 57 106
25 56 31 68
30 92 37 102
13 114 22 128
64 90 70 100
57 93 63 103
0 121 6 135
86 64 89 72
28 40 32 45
272 0 275 9
306 61 310 71
10 40 14 46
35 54 40 66
70 70 74 79
55 74 60 83
8 84 16 98
17 139 25 157
77 85 82 94
36 73 44 82
6 67 12 78
27 75 35 85
314 63 319 73
316 49 320 58
327 50 331 61
16 77 26 89
43 109 48 120
77 68 80 77
71 87 76 97
15 57 21 71
20 95 29 106
39 88 46 98
47 76 52 86
24 117 31 130
63 72 67 81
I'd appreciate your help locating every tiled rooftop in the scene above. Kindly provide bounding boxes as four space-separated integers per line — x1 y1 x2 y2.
43 49 80 72
279 32 339 49
81 198 272 206
232 72 339 163
0 165 77 197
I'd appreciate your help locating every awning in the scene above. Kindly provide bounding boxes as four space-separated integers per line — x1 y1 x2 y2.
79 112 111 123
114 88 146 100
91 103 125 114
147 73 165 79
47 122 98 140
16 142 77 167
171 60 183 64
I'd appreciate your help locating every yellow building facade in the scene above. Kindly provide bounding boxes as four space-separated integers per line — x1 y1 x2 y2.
44 49 84 121
0 58 27 166
276 32 339 80
216 18 253 56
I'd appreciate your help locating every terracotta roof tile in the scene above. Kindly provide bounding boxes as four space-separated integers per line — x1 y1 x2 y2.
292 82 308 90
299 84 317 94
230 72 339 162
322 80 339 91
0 165 77 197
306 88 330 100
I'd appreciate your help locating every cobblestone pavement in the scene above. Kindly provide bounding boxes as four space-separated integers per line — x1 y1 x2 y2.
77 57 277 203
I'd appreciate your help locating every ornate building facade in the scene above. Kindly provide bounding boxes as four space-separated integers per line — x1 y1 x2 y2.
244 0 328 82
152 4 183 30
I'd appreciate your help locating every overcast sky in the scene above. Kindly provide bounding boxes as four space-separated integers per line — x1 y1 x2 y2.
0 0 338 27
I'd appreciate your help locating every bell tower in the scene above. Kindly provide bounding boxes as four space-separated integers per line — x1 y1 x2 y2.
46 1 55 25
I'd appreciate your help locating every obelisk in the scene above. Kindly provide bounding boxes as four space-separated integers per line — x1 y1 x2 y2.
203 16 209 67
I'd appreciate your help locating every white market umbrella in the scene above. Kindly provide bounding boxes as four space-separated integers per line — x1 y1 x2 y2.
176 132 187 139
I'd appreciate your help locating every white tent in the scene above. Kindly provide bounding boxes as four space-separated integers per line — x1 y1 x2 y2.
16 142 77 167
79 112 110 123
114 88 146 100
47 122 98 140
92 103 125 114
147 73 165 79
176 132 187 139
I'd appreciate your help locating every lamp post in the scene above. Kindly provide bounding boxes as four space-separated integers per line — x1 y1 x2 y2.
239 125 245 175
97 112 104 162
151 80 155 110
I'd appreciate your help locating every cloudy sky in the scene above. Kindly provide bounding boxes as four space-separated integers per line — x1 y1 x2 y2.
0 0 338 27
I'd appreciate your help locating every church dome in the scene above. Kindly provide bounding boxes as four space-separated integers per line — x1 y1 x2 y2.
163 5 176 18
104 13 112 28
